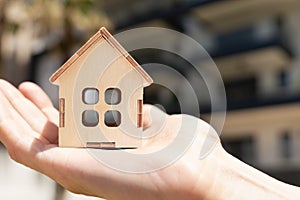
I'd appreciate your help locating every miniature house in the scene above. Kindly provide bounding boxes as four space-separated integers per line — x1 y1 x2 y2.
50 27 153 148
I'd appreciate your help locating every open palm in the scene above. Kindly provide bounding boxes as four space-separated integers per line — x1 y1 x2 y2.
0 80 222 200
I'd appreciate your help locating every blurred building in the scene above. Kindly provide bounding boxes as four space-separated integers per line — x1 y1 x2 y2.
1 0 300 199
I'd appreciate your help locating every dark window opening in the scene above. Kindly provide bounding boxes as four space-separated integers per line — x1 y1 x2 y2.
82 110 99 127
104 110 121 127
105 88 121 105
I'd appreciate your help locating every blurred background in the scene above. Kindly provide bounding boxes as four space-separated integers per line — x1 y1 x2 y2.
1 0 300 199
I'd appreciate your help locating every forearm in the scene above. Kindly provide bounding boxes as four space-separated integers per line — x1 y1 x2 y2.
201 148 300 200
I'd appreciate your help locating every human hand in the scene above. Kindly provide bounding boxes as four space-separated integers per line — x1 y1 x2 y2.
4 80 297 200
0 80 225 200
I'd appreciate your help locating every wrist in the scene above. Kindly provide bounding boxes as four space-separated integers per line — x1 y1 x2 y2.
201 147 300 199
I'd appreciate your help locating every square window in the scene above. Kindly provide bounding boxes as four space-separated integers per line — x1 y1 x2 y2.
104 110 121 127
83 88 99 105
105 88 121 105
82 110 99 127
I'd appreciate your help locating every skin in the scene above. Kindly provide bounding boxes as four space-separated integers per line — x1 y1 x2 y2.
0 79 299 200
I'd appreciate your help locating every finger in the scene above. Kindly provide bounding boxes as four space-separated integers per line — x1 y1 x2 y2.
19 82 59 144
18 82 59 125
0 80 56 143
0 90 40 162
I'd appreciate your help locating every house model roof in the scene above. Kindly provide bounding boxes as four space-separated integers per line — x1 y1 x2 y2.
49 27 153 85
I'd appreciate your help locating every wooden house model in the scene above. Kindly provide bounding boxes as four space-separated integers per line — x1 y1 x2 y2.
50 27 153 148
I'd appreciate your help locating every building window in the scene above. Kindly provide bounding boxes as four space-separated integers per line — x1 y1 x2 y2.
281 132 292 159
82 110 99 127
105 88 121 105
83 88 99 105
104 110 121 127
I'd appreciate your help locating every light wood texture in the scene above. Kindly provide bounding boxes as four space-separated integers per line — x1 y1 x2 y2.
86 142 116 148
50 27 153 86
49 27 153 148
